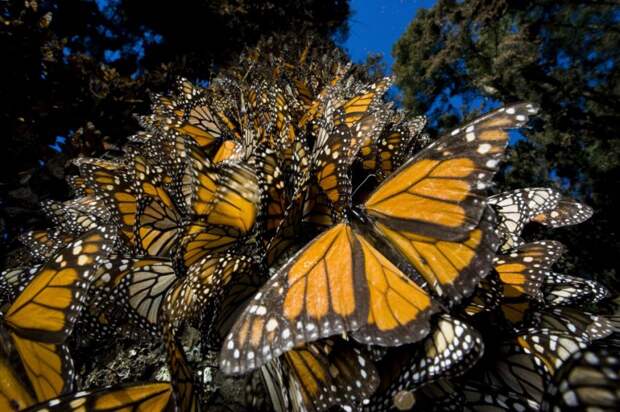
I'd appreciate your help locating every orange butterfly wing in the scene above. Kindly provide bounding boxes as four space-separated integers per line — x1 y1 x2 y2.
5 229 114 343
220 223 435 375
363 103 538 303
10 336 74 402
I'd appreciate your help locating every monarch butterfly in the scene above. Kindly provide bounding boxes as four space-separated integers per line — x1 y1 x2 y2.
160 252 258 407
186 162 259 233
494 240 565 302
130 154 185 257
542 272 609 307
250 144 288 242
19 381 173 412
264 200 309 267
368 315 483 411
314 113 387 217
488 188 593 251
41 197 109 236
142 79 229 151
260 338 379 412
517 328 589 376
18 229 74 262
531 197 594 228
79 255 164 339
302 182 336 231
462 270 503 316
0 355 35 411
136 198 184 258
4 229 114 342
176 95 230 150
160 303 199 412
221 104 537 375
212 139 243 164
296 64 351 132
221 222 437 375
162 254 256 345
65 175 95 197
333 77 391 129
361 104 537 301
358 115 427 181
268 86 297 145
542 332 620 412
77 161 138 247
470 240 565 325
532 307 614 343
1 337 75 404
310 79 390 208
209 263 266 345
105 259 178 336
2 229 114 402
175 77 203 101
177 222 243 269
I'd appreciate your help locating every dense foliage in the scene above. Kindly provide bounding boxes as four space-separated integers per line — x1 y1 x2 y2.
0 0 350 261
393 0 620 293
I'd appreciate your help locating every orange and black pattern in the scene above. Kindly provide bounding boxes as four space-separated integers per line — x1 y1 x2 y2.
1 229 114 404
1 36 612 412
220 223 436 375
489 188 593 251
260 338 379 412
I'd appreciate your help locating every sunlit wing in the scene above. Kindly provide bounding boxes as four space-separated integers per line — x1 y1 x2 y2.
364 104 538 240
4 229 114 343
372 208 499 303
221 223 435 375
0 354 35 410
364 104 539 302
10 335 74 402
177 222 242 268
188 163 259 233
24 382 173 412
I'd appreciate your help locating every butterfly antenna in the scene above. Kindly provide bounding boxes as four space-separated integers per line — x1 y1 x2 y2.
352 173 376 199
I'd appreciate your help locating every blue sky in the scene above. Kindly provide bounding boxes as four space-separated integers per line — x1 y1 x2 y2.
341 1 524 143
343 0 436 70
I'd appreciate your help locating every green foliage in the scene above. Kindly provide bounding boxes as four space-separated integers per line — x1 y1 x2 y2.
0 0 350 260
394 0 620 292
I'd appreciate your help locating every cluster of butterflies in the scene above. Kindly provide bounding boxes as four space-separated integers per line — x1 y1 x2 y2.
1 37 618 411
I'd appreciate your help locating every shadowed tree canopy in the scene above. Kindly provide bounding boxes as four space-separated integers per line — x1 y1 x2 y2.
393 0 620 292
0 0 350 260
